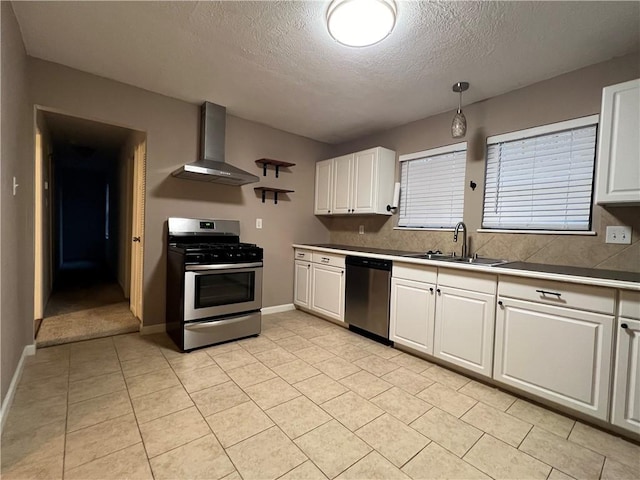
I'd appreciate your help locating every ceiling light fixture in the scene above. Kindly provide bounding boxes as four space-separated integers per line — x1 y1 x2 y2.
451 81 469 138
327 0 397 47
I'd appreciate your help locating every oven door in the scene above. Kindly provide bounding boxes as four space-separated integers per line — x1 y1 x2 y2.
184 262 263 321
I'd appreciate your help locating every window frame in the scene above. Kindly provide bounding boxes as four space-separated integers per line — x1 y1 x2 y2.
480 115 599 234
395 142 467 231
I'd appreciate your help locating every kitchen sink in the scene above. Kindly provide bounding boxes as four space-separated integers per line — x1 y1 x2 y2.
402 252 455 260
443 256 510 266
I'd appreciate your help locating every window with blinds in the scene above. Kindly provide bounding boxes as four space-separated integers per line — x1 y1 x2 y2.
482 116 598 231
398 143 467 228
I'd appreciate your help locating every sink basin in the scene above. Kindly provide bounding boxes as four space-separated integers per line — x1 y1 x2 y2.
402 253 455 260
443 257 510 266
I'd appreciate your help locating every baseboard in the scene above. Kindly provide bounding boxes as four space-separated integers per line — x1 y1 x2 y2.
1 344 36 431
261 304 295 315
140 324 166 335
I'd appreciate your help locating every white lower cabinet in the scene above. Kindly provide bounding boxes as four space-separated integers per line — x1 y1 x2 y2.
293 260 311 309
494 297 613 420
390 277 436 355
611 291 640 434
434 286 495 377
294 249 346 322
310 263 345 322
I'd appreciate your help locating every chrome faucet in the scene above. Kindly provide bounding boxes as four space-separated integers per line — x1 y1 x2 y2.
453 221 468 258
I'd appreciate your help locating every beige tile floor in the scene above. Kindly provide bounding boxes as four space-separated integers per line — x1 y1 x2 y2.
2 310 639 480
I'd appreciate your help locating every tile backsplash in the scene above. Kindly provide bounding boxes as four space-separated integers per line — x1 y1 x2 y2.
327 206 640 273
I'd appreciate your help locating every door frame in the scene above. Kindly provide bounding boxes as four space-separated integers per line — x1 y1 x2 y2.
129 139 146 321
32 105 147 330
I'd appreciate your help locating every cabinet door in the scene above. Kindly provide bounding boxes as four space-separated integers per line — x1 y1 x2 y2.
494 297 613 420
311 263 345 322
390 278 435 355
611 318 640 434
352 149 378 213
314 159 334 215
332 154 353 214
293 260 311 308
434 286 495 377
595 79 640 205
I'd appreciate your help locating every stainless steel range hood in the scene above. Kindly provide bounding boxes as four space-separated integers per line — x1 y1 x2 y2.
172 102 259 186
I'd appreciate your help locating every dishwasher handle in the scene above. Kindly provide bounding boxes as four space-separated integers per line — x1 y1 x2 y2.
345 255 392 271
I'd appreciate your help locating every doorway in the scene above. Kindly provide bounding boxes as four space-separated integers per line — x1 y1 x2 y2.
34 109 146 346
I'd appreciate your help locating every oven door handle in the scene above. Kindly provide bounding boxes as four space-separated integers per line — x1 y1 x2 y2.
185 262 263 271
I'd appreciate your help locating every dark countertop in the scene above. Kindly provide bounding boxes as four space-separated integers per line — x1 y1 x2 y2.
495 261 640 284
303 243 422 257
298 243 639 286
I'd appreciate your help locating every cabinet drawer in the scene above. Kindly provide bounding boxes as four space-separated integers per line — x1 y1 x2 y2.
438 268 497 294
499 277 615 314
619 290 640 320
294 249 312 261
312 252 345 268
393 263 438 284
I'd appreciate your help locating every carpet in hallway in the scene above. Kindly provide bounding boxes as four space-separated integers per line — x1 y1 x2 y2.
36 301 140 347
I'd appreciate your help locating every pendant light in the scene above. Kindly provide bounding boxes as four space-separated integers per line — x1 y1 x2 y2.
327 0 397 47
451 82 469 138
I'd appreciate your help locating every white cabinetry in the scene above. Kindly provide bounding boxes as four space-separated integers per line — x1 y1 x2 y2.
390 265 496 376
293 249 313 308
611 290 640 434
434 269 496 377
314 147 396 215
390 264 437 355
294 249 345 323
311 263 345 322
595 78 640 205
294 260 311 308
314 159 334 215
332 154 353 214
494 277 615 420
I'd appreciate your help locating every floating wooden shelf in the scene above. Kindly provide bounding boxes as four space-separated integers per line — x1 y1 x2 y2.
255 159 296 178
254 187 294 204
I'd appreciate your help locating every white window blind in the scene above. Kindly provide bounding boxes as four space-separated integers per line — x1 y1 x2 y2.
482 116 598 231
398 144 467 228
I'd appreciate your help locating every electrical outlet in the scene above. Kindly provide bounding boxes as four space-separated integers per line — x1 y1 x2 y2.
358 225 365 235
606 226 631 244
256 218 262 229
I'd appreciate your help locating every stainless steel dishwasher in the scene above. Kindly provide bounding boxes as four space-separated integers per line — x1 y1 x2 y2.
345 256 392 340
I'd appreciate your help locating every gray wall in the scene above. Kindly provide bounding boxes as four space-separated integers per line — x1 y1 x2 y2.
327 54 640 272
1 3 34 402
28 58 333 327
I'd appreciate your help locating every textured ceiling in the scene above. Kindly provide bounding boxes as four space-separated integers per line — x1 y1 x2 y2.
13 1 640 144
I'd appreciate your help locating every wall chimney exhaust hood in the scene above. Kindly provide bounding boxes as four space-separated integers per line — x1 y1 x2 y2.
172 102 260 186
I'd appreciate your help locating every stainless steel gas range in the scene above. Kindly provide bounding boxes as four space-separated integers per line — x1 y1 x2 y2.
165 217 263 351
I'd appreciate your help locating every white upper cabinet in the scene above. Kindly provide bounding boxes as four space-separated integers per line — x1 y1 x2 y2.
595 79 640 205
314 147 396 215
332 154 354 214
314 159 334 215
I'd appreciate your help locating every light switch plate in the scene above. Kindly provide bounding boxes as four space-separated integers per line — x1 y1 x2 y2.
606 226 631 244
256 218 262 229
358 225 364 235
